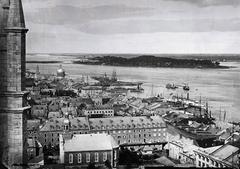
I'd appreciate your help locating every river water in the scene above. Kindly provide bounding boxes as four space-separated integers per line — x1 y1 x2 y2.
26 54 240 122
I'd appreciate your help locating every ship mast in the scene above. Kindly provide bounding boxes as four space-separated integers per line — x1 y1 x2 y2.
199 96 202 117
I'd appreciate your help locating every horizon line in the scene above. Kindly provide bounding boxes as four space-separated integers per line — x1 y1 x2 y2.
27 52 240 56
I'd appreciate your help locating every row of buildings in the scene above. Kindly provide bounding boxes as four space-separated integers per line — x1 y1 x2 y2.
28 115 167 147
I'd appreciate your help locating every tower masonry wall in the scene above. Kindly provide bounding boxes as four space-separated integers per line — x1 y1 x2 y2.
0 0 29 168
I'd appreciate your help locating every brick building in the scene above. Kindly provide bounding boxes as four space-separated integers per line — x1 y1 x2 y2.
59 134 119 168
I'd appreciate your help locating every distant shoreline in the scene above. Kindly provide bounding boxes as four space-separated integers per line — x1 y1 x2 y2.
72 55 230 69
72 62 230 69
26 61 62 64
27 53 240 62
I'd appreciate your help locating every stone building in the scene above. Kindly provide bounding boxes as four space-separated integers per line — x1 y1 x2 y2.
84 105 114 118
38 116 167 147
0 0 29 168
59 134 119 168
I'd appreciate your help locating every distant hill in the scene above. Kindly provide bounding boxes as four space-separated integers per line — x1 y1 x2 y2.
27 53 240 61
73 55 229 69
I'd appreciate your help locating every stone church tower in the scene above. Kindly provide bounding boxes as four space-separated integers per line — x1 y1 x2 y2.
0 0 29 168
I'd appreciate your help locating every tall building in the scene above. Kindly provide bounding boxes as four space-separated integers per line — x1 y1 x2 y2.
0 0 29 168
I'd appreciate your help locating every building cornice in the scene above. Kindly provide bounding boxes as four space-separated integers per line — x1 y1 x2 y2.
4 27 28 33
0 106 31 113
0 91 29 97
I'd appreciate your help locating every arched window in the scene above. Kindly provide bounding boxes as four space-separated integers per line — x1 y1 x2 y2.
95 152 99 162
77 153 82 163
86 153 90 163
103 152 107 162
69 154 73 163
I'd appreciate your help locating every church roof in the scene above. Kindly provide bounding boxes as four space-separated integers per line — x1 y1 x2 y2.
63 134 118 152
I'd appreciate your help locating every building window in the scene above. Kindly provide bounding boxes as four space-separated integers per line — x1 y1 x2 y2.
103 152 107 162
95 152 99 162
77 153 82 163
198 161 201 167
86 153 90 163
69 154 73 164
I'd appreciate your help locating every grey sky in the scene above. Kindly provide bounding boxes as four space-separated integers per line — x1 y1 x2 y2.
22 0 240 53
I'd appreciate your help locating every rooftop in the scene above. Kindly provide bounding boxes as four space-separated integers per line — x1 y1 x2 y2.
210 144 239 160
40 117 89 131
63 133 118 152
89 116 166 130
40 116 166 132
27 119 41 131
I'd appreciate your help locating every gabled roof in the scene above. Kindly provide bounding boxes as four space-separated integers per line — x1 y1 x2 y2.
63 134 118 152
210 144 239 160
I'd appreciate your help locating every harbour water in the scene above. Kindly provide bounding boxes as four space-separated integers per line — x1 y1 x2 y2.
27 54 240 121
